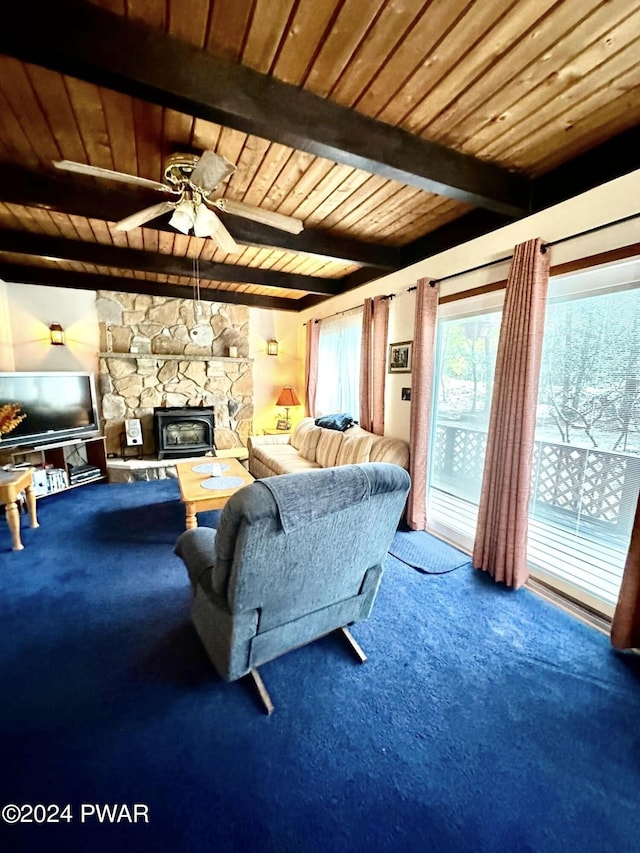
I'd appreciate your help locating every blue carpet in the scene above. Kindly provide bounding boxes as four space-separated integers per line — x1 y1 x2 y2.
1 480 639 852
390 529 471 573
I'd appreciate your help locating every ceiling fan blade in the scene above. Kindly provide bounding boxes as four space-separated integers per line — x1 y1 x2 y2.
189 151 236 192
113 201 176 232
214 198 304 234
53 160 174 193
211 218 241 255
202 208 240 254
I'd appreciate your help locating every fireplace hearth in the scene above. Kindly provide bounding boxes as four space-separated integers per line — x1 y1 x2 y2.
154 406 215 460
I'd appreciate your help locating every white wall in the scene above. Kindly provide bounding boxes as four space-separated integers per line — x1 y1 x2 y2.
297 170 640 441
249 306 303 432
385 289 416 440
2 283 99 373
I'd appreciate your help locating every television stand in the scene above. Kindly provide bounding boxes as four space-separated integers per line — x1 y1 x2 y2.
6 436 107 498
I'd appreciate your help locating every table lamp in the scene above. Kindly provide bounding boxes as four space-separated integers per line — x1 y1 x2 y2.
275 386 300 430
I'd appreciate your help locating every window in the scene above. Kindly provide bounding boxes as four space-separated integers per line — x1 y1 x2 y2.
315 310 362 417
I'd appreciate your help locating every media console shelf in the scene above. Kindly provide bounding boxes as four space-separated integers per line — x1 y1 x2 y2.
7 436 107 498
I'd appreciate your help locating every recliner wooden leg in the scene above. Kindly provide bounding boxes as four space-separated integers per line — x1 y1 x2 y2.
340 627 367 663
249 668 274 715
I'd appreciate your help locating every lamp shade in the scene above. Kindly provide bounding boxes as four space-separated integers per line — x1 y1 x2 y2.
276 386 300 407
193 202 221 238
168 198 195 235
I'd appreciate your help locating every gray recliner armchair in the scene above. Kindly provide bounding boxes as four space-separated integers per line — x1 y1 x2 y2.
174 462 411 712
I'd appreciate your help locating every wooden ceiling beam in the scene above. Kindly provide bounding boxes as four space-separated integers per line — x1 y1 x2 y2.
0 230 344 296
0 262 309 312
0 165 400 271
0 0 530 218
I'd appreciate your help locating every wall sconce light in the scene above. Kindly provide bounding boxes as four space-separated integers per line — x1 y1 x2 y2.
49 322 65 346
267 339 278 356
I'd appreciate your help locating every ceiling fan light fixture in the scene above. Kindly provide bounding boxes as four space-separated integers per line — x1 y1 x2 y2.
193 202 221 238
52 150 301 252
169 197 195 235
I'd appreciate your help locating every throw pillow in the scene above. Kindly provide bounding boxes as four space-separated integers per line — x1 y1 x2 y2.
335 434 374 466
315 429 345 467
314 413 357 432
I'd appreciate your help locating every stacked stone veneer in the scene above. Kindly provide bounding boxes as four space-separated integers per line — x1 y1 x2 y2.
96 291 253 457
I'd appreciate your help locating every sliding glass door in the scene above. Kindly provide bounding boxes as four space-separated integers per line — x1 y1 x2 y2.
527 264 640 614
427 259 640 617
427 304 503 550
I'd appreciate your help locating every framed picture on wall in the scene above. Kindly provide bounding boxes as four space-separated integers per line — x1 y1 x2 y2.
388 341 413 374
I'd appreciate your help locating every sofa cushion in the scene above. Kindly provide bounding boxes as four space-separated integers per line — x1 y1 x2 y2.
299 425 322 462
291 417 316 450
314 413 357 432
267 454 320 475
335 433 374 466
315 428 344 467
370 436 410 469
251 444 299 469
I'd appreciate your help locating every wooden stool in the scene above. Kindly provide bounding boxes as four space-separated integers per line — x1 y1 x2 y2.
0 467 39 550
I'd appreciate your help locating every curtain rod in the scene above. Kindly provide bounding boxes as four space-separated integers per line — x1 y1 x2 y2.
305 210 640 319
408 210 640 291
303 293 394 326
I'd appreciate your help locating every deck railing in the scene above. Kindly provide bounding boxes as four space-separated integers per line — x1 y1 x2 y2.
431 422 639 543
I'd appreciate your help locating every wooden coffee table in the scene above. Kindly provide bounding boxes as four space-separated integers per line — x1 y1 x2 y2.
176 456 254 530
0 467 39 550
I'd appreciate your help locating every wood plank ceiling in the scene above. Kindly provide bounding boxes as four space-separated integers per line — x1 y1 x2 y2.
0 0 638 311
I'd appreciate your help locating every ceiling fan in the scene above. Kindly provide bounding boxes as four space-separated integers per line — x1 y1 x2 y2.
53 151 304 254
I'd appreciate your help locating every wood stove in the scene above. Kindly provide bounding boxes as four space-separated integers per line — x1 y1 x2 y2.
153 406 215 460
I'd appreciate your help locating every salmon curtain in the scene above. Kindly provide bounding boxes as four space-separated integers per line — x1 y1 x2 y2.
407 278 439 531
472 239 550 588
305 319 319 418
611 494 640 649
359 296 389 434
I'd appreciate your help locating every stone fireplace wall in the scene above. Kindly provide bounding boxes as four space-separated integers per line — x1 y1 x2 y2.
96 292 253 456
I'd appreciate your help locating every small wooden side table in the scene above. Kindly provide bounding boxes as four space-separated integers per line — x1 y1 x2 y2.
0 467 39 551
262 428 292 435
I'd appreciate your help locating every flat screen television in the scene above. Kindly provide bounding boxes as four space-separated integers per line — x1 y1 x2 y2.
0 371 101 448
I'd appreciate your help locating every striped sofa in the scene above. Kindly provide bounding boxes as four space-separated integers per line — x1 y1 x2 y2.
248 417 409 480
